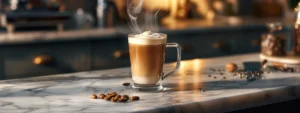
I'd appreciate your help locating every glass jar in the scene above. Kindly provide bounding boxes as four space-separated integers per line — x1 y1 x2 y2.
261 23 286 56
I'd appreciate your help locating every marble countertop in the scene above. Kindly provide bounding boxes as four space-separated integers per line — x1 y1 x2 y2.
1 53 300 113
0 17 294 45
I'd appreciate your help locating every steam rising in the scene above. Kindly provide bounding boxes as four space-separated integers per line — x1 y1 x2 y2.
127 0 160 33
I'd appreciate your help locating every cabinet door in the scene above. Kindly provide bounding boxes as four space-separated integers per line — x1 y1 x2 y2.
1 41 90 79
91 37 130 69
167 33 236 61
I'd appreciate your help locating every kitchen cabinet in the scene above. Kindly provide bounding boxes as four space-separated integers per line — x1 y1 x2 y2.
0 25 292 79
90 36 129 70
0 41 91 79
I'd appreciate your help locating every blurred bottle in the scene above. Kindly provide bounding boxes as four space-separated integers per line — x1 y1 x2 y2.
97 0 118 28
294 2 300 55
74 8 94 29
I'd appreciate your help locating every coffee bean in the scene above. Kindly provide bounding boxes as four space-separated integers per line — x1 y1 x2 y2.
130 96 140 101
116 95 121 99
199 88 205 92
223 77 226 79
122 95 129 99
111 98 118 102
214 76 217 79
261 60 268 65
287 68 294 72
225 63 238 72
104 95 113 101
107 92 117 97
220 73 223 75
122 82 131 86
108 92 117 95
118 98 128 102
99 94 106 99
90 94 97 99
111 96 119 102
208 75 211 77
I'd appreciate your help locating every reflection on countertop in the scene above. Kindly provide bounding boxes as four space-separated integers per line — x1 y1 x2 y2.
0 17 294 45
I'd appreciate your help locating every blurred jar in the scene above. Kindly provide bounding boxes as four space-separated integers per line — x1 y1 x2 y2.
261 23 286 56
74 8 94 29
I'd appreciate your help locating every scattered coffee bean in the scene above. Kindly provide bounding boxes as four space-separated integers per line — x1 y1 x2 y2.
122 82 131 86
220 73 223 75
90 94 97 99
199 88 206 92
218 69 221 72
122 95 129 99
104 95 113 101
260 71 264 74
118 98 128 102
107 92 117 97
226 63 238 72
223 77 226 79
108 92 117 95
130 96 140 101
91 92 140 103
287 68 294 72
214 76 217 79
111 98 118 102
208 75 211 77
111 96 119 102
117 95 122 98
99 94 106 99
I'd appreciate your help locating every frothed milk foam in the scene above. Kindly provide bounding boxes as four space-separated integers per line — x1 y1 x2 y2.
128 31 166 45
129 31 166 84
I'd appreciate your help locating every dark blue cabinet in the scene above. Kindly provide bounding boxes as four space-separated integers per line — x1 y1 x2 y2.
0 41 91 79
0 25 289 79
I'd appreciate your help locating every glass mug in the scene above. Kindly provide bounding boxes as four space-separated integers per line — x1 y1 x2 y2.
128 33 181 91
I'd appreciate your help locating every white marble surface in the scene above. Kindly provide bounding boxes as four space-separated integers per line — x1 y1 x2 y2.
1 53 300 113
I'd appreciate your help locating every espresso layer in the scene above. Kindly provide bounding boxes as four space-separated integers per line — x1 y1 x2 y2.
129 43 166 84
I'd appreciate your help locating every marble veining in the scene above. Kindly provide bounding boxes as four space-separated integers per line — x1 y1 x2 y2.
1 53 300 113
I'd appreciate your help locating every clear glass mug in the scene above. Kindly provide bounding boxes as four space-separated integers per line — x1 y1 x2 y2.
128 33 181 91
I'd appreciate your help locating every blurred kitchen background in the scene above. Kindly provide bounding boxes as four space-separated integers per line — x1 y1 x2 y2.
0 0 299 80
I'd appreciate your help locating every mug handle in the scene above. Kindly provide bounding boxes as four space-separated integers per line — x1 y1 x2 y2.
162 43 181 80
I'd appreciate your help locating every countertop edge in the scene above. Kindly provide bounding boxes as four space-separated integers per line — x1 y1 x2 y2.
135 85 300 113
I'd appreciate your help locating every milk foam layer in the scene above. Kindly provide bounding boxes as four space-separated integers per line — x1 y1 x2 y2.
133 75 161 84
128 31 166 45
